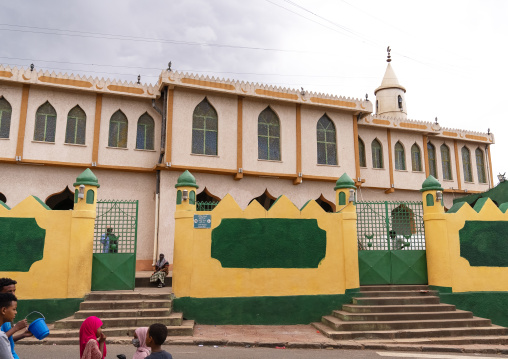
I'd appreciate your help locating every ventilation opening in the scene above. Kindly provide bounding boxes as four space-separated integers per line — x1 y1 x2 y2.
196 187 221 202
316 194 335 212
249 189 277 210
45 186 74 210
0 192 6 204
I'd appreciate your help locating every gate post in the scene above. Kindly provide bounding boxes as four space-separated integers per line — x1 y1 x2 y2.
421 176 452 288
334 173 360 289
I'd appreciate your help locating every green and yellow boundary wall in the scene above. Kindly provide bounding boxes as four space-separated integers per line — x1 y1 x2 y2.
172 171 360 324
0 169 99 322
422 175 508 327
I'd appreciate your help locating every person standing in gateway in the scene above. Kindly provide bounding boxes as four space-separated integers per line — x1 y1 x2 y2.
100 227 119 253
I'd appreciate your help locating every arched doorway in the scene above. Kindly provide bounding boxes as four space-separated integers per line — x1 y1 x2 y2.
46 186 74 210
315 194 335 212
249 189 277 210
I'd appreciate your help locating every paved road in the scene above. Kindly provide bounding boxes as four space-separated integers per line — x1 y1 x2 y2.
16 344 508 359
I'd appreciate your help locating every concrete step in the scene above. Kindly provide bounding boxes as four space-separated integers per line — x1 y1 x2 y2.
312 321 508 340
333 309 473 322
54 312 183 329
353 296 440 306
378 335 508 345
342 303 456 313
135 276 172 288
321 315 491 331
360 285 430 292
356 290 438 298
80 299 171 310
85 291 171 301
74 308 171 319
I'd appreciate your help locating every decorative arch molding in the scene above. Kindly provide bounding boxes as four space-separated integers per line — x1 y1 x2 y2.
315 194 335 212
45 186 74 210
249 189 277 210
196 187 221 202
0 192 6 204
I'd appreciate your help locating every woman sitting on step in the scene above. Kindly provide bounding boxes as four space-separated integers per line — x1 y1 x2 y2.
149 254 169 288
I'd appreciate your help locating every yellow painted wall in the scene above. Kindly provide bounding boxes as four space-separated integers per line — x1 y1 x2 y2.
173 188 359 298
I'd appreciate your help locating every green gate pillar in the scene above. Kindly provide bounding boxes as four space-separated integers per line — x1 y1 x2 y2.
175 170 199 211
421 176 451 288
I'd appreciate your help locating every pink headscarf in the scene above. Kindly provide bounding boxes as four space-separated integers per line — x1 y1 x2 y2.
133 327 151 359
79 316 107 358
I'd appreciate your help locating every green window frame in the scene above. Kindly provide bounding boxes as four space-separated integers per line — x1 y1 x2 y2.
65 105 86 145
440 144 452 180
0 97 12 139
475 148 486 183
34 101 57 142
136 113 155 150
258 107 280 161
108 110 128 148
462 146 473 182
394 141 405 170
428 142 437 178
192 98 218 155
411 143 422 171
371 139 383 169
316 115 337 165
358 137 366 167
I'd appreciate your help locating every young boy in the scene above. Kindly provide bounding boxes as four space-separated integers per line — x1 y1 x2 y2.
0 292 17 359
145 323 173 359
0 278 31 359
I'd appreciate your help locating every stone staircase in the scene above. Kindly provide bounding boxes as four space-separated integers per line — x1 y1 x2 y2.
28 289 193 344
312 285 508 345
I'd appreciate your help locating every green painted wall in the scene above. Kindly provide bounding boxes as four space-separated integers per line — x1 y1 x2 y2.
459 221 508 266
174 291 358 325
0 218 45 271
17 298 83 324
211 218 326 268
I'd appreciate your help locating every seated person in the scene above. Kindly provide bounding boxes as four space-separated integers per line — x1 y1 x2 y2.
149 254 169 288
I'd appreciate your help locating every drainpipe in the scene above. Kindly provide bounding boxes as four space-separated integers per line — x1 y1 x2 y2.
151 88 167 265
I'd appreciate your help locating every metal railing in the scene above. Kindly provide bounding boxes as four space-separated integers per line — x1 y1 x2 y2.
196 201 220 211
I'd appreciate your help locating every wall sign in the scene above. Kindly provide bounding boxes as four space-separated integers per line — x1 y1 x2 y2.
194 214 212 229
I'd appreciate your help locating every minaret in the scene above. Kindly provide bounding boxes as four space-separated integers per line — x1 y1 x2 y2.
374 47 407 120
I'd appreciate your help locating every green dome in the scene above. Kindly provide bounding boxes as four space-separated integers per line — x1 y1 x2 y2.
175 170 199 189
334 173 356 190
73 168 100 188
420 175 443 192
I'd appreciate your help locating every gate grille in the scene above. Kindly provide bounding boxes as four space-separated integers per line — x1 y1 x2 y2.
356 201 425 251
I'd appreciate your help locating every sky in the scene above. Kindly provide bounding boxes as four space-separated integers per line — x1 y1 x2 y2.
1 0 506 182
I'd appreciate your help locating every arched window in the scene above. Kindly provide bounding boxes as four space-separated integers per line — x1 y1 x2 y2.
258 107 280 161
376 100 378 113
108 110 128 148
34 101 57 142
462 146 473 182
398 95 403 110
358 137 366 167
371 139 383 169
411 143 422 171
136 113 155 150
394 141 405 170
440 144 452 180
0 97 12 139
65 106 86 145
316 115 337 165
475 148 486 183
428 142 437 178
192 98 218 155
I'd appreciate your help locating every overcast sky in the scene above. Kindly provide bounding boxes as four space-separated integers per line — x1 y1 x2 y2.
1 0 506 183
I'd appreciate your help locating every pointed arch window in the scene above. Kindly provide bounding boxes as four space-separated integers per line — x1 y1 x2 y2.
258 107 280 161
65 106 86 145
34 102 57 142
358 137 366 167
316 115 337 165
371 139 383 169
428 142 437 178
192 98 218 155
411 144 422 171
475 148 486 183
0 97 12 139
108 110 128 148
394 141 405 170
440 144 452 180
136 113 155 150
398 95 403 110
462 146 473 182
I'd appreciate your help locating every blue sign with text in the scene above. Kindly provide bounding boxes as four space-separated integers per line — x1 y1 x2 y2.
194 214 212 229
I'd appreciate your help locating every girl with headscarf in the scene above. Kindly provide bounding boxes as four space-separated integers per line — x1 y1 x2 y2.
149 253 169 288
132 327 151 359
79 316 107 359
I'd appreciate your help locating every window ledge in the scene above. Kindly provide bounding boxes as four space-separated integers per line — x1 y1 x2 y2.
394 169 408 172
64 143 87 147
371 167 385 170
442 179 454 182
0 138 9 140
258 159 283 163
360 166 367 169
317 163 340 167
134 148 157 152
464 181 475 184
411 170 425 173
106 146 128 150
31 140 55 144
190 153 219 158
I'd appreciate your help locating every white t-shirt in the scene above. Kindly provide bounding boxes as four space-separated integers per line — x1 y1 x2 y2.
0 330 13 359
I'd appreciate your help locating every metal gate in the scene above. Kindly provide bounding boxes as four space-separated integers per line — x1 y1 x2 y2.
356 201 428 285
91 200 138 291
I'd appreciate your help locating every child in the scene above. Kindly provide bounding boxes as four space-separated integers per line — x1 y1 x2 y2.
145 323 172 359
132 327 150 359
0 278 31 359
0 292 17 359
79 316 107 359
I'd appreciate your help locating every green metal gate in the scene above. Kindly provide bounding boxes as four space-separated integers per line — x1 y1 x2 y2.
91 200 138 291
356 201 428 285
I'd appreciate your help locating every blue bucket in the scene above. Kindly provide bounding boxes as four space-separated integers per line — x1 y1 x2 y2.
26 311 50 340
